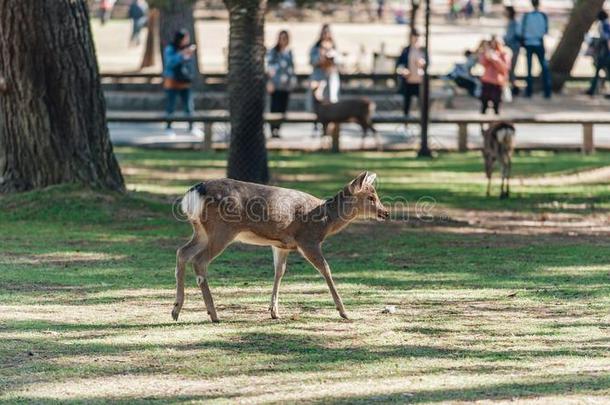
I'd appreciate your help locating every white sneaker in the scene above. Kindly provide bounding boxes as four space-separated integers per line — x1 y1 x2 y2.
165 129 177 138
190 127 204 138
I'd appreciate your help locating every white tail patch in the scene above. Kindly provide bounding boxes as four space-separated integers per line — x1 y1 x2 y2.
181 188 204 221
497 127 515 143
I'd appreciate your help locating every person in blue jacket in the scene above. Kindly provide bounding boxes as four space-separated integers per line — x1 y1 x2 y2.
521 0 551 98
162 29 200 137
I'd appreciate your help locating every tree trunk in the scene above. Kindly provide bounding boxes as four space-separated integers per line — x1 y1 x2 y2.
140 8 159 70
224 0 269 184
159 0 200 78
0 0 124 193
410 0 420 35
550 0 604 91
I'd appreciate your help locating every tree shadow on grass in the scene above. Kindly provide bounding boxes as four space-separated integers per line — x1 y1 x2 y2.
309 373 610 404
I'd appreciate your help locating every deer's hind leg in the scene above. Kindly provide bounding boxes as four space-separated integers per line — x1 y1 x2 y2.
500 157 512 199
270 247 289 319
172 227 206 321
484 157 495 197
191 228 235 322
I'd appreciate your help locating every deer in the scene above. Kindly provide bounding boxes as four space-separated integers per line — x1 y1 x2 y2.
482 121 516 199
312 81 380 150
172 171 389 322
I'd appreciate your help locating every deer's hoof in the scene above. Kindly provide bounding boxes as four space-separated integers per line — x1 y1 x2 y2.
171 305 181 321
339 311 349 320
270 307 280 319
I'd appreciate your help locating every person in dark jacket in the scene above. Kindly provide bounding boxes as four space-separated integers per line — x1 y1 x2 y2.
129 0 148 46
504 6 521 94
267 30 296 138
587 10 610 96
162 29 200 137
396 29 426 118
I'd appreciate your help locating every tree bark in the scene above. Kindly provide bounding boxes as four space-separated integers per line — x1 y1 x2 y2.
410 0 420 35
550 0 604 91
223 0 269 184
158 0 200 78
0 0 124 193
140 8 159 70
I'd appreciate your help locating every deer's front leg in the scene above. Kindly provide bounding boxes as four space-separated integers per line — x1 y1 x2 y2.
270 247 289 319
299 243 348 319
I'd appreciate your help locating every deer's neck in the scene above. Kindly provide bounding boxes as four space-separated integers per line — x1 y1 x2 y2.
322 189 358 236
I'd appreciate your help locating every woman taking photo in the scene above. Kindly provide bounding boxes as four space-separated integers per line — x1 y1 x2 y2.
479 37 511 115
162 29 201 137
309 24 340 104
267 30 296 138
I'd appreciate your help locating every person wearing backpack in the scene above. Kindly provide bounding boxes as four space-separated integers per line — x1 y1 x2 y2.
587 10 610 96
521 0 551 98
162 29 201 137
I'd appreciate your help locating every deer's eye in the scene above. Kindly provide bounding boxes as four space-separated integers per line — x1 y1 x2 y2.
368 196 375 202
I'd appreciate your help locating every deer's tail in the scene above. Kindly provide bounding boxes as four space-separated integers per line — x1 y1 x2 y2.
181 182 206 221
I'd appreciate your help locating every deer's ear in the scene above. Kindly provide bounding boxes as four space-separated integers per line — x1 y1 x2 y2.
348 171 368 193
364 172 377 186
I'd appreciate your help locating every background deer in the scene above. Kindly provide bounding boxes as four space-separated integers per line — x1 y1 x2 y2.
482 121 516 199
173 171 388 322
312 81 380 150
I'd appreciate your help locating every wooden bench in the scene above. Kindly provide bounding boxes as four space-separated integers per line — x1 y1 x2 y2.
106 110 607 154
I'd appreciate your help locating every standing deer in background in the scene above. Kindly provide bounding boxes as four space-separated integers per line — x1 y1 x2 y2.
312 81 380 150
482 121 516 199
173 172 389 322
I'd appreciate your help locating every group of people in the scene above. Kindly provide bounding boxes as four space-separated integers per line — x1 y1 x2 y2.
160 0 584 137
161 24 343 138
443 0 552 115
265 24 341 138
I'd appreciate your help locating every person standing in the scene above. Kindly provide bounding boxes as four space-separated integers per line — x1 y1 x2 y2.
267 30 296 138
98 0 115 25
309 24 340 104
129 0 149 47
479 37 511 115
587 10 610 96
162 29 201 137
396 29 425 118
521 0 551 98
504 6 521 95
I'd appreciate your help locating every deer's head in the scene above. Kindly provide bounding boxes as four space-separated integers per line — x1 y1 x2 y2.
344 171 389 221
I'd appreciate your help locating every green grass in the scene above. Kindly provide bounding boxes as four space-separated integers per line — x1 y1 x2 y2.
0 149 609 403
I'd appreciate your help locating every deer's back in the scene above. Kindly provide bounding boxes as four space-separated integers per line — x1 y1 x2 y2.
198 179 325 247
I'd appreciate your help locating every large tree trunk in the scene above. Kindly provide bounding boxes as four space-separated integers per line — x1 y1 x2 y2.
223 0 269 184
550 0 604 91
0 0 124 193
158 0 200 78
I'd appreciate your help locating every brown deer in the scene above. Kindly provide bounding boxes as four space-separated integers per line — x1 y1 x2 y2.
173 172 389 322
312 81 380 150
482 121 516 199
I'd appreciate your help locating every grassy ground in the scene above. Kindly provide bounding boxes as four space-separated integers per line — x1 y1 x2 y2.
1 149 609 404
